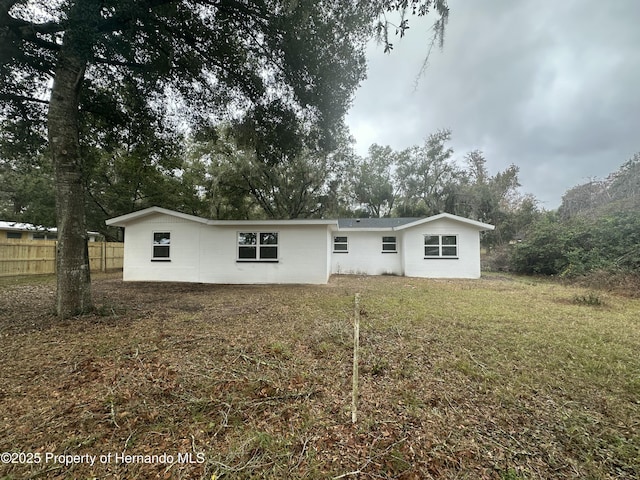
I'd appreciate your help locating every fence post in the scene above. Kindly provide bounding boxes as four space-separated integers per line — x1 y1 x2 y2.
101 241 107 272
352 293 361 424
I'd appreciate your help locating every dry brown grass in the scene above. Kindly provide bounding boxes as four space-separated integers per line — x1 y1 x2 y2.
0 272 638 479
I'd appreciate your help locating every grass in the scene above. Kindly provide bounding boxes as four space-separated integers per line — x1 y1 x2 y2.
0 273 638 479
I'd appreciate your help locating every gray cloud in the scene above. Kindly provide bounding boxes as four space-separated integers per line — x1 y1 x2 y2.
346 0 640 208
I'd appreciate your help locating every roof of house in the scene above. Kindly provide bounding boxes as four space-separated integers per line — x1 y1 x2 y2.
106 207 494 231
0 221 55 232
105 207 338 227
338 218 420 229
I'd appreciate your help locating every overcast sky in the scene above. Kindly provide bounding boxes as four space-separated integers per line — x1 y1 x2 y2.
345 0 640 209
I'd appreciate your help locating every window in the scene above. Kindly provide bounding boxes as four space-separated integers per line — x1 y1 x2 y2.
424 235 458 258
153 232 171 260
382 236 397 253
7 232 22 239
333 236 348 252
32 232 57 240
238 232 278 261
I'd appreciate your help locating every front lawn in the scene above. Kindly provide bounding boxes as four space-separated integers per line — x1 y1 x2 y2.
0 273 638 479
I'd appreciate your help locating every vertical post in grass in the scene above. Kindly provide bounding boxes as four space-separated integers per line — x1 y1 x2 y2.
352 293 360 424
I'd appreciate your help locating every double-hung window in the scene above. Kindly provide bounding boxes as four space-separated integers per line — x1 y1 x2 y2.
333 236 348 252
424 235 458 258
153 232 171 260
382 236 397 253
238 232 278 261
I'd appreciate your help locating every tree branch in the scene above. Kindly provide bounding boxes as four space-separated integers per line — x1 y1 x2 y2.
0 92 49 105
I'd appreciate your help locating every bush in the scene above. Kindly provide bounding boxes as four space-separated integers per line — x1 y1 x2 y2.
482 245 512 272
510 211 640 277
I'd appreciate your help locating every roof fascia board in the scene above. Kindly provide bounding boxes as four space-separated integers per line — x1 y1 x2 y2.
396 213 495 231
337 227 395 232
208 219 338 227
106 207 338 227
106 207 209 226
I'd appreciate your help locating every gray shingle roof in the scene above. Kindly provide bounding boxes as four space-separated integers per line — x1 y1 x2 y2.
337 218 421 229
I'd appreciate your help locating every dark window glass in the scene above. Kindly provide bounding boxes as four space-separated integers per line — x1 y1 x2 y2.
425 246 440 256
334 236 348 251
260 246 278 259
238 246 257 259
424 235 439 245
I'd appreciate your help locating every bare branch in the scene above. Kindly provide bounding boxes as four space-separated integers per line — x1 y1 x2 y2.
0 92 49 105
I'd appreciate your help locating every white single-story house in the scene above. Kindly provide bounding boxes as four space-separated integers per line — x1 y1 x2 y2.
105 206 494 284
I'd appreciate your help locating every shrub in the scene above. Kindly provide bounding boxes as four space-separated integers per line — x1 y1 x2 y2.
510 211 640 278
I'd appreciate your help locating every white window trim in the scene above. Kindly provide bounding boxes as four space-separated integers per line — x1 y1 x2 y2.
152 231 172 261
333 235 348 253
237 231 279 262
382 236 397 253
424 234 459 259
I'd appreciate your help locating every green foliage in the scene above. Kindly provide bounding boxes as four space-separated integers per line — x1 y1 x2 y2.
0 152 56 226
511 210 640 277
350 144 399 217
559 153 640 220
572 292 605 307
394 129 461 216
185 125 355 220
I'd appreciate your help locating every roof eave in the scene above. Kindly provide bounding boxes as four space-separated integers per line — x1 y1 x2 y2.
209 219 338 227
105 206 209 227
395 213 495 231
337 227 396 232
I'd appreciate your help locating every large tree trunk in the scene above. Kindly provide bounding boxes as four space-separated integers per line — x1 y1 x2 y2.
47 45 92 318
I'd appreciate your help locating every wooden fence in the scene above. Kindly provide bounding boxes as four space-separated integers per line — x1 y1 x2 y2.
0 241 124 277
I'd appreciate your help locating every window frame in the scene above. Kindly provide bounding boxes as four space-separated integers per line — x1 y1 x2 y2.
423 234 458 259
6 231 22 239
237 231 279 262
333 235 348 253
32 232 57 240
381 236 397 253
152 231 172 261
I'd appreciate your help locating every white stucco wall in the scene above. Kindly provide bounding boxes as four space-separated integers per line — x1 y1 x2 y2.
198 224 330 284
117 210 487 283
402 218 482 279
121 213 331 284
330 231 403 276
121 213 203 282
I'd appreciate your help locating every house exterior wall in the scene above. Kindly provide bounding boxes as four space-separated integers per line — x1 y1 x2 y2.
330 231 403 276
121 213 331 284
402 218 482 279
113 209 490 283
121 213 203 282
198 224 330 284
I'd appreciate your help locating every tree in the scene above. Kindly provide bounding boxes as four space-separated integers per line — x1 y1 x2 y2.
350 144 399 217
558 179 608 220
394 129 462 216
0 151 56 226
184 123 355 220
0 0 450 317
606 153 640 209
